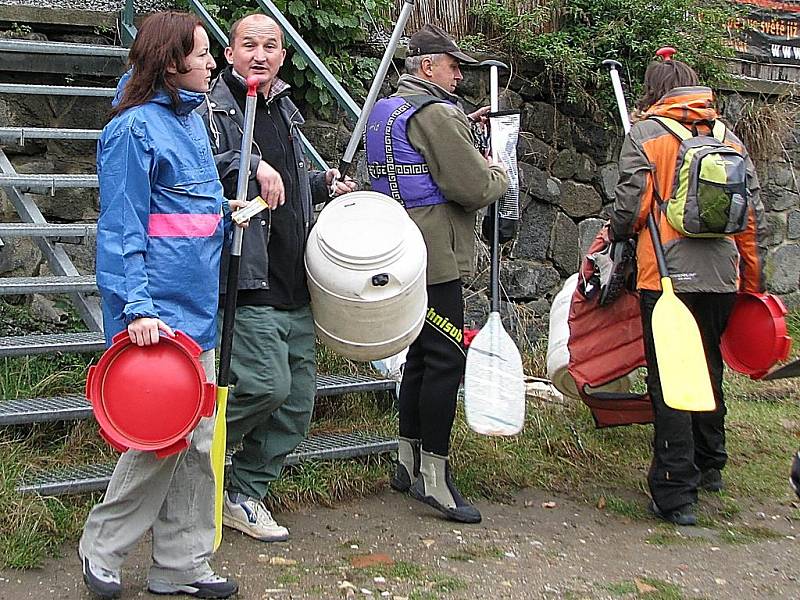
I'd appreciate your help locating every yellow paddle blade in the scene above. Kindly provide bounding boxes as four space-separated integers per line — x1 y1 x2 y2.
652 278 715 412
211 386 228 551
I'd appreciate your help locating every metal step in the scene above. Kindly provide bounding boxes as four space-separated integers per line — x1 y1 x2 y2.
0 373 395 425
0 83 115 97
317 373 396 397
16 431 397 495
0 275 96 295
0 127 102 144
0 222 96 238
0 332 105 358
0 394 90 425
0 174 98 193
0 39 128 58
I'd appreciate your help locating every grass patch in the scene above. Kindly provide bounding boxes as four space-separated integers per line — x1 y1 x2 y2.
275 571 301 585
601 577 695 599
645 527 706 547
717 524 783 544
603 580 637 596
447 544 504 562
603 495 649 520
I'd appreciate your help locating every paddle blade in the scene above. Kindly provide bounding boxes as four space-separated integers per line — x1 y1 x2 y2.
464 312 526 435
651 281 715 412
211 386 229 551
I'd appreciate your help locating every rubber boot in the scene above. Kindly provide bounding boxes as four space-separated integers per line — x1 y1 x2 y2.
409 451 481 523
791 450 800 500
390 437 420 493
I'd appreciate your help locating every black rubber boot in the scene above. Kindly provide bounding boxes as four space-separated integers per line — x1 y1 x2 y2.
390 437 420 493
409 451 481 524
700 468 725 492
649 500 697 526
791 450 800 500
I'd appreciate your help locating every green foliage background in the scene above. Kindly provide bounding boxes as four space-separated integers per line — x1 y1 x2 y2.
472 0 738 108
177 0 392 116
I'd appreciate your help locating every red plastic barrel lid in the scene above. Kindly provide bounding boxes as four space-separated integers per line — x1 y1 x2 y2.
721 292 792 379
86 330 216 456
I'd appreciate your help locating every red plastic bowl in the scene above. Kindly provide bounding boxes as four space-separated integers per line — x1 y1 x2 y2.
721 292 791 379
86 330 216 457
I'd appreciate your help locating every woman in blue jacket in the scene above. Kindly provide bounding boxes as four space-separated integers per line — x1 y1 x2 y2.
78 12 242 600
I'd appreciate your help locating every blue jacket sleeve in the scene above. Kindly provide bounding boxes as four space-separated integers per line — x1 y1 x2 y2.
99 125 158 322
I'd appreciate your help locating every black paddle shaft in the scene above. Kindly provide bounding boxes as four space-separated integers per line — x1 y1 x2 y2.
217 79 259 387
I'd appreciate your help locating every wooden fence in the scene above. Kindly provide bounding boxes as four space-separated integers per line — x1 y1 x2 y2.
384 0 546 38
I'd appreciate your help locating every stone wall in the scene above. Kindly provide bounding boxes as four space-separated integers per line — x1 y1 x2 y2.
2 56 799 347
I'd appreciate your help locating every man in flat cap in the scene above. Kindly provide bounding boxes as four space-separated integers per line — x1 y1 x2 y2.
364 24 508 523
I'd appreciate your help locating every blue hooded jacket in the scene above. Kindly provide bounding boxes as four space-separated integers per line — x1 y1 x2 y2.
96 72 226 350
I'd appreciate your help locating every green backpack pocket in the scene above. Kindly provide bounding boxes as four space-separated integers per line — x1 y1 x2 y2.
652 116 749 238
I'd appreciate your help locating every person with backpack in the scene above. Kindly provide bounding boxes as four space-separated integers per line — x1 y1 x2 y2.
610 56 767 525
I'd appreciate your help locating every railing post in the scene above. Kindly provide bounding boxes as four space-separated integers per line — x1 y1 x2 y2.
118 0 137 48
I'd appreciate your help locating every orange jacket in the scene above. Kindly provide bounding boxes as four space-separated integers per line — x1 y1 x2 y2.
610 86 767 293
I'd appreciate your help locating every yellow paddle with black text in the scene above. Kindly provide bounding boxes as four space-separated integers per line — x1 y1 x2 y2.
211 75 260 550
604 57 714 412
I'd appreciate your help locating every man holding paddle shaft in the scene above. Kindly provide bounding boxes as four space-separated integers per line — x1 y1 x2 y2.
199 13 355 542
365 24 509 523
610 57 767 525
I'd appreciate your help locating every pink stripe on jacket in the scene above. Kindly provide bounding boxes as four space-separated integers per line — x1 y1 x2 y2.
148 213 221 238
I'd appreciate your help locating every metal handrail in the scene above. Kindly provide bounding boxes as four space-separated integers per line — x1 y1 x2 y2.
255 0 361 121
119 0 137 47
185 0 331 170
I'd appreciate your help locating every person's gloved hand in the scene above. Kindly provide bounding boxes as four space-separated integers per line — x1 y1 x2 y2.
481 207 517 245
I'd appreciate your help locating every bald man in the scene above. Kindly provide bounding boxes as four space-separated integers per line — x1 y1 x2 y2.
198 13 355 542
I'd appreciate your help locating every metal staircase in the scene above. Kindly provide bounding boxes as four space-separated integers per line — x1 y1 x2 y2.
0 5 397 497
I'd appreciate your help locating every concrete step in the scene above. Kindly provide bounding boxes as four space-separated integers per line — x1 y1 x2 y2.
0 275 96 295
0 332 105 358
0 373 395 425
16 431 397 495
0 37 127 76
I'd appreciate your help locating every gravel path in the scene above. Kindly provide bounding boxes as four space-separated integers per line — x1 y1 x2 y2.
1 488 798 599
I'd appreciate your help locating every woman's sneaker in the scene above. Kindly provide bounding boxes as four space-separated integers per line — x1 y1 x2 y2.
148 573 238 598
222 491 289 541
79 549 121 599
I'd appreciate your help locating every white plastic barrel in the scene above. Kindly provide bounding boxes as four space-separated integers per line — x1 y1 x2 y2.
305 191 427 361
546 274 635 399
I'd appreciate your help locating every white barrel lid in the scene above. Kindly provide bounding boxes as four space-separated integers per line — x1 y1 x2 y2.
316 192 409 267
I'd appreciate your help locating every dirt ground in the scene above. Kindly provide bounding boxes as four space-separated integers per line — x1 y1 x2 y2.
1 488 798 600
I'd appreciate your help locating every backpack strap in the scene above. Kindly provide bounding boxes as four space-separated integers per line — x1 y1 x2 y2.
650 116 692 140
651 115 725 141
711 119 726 143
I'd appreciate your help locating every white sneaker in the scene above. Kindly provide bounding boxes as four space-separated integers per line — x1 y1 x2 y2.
222 491 289 542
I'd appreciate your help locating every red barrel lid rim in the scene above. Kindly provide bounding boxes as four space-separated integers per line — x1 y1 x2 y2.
87 330 211 454
721 292 791 378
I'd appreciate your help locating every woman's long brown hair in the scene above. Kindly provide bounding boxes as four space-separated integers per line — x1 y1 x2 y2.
111 11 203 117
636 59 700 111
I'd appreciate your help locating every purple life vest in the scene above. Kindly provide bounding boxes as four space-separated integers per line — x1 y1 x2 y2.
365 95 449 209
